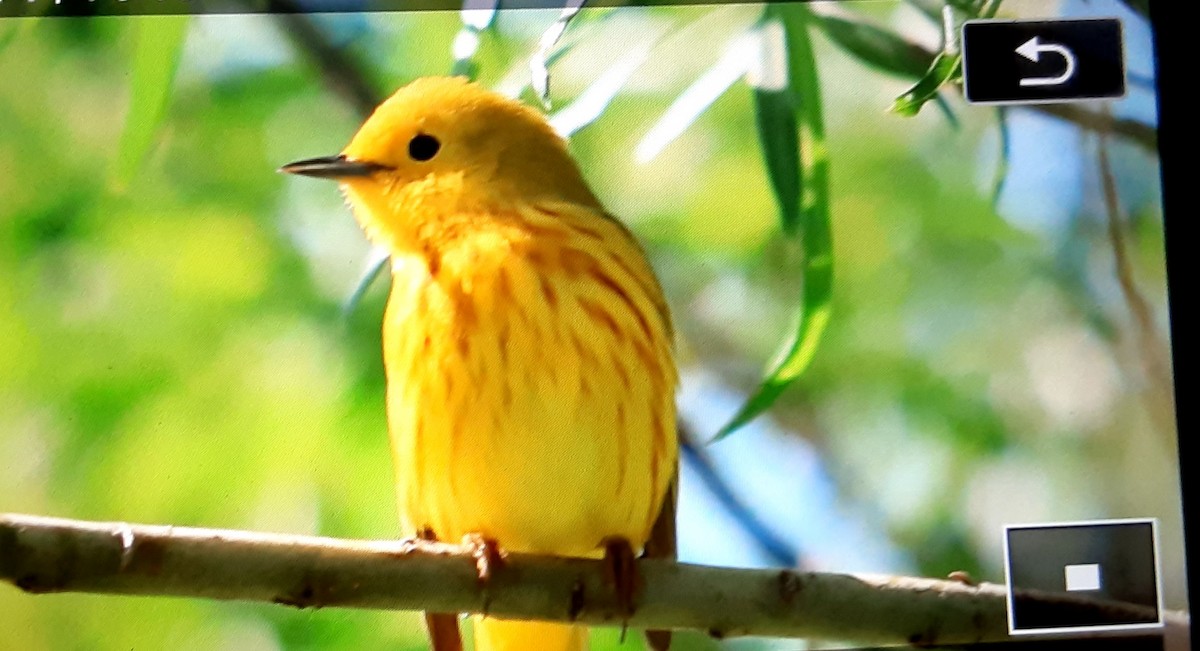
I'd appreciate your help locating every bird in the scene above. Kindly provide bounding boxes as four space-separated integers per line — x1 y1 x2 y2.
282 76 678 651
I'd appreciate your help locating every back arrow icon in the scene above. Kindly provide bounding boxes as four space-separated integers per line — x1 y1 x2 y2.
1016 36 1077 86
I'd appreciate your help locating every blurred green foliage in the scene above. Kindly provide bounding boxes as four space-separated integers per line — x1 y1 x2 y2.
0 2 1180 650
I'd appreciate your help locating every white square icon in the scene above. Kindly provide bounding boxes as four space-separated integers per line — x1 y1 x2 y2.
1064 563 1102 591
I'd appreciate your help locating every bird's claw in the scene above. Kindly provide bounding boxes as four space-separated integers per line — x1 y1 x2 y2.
404 529 464 651
394 526 444 555
396 537 427 554
462 533 506 584
601 536 641 641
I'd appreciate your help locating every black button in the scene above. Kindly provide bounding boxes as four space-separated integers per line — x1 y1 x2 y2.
962 19 1126 104
1004 519 1162 634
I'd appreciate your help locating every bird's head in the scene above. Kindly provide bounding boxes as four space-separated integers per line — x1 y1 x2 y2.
281 77 600 247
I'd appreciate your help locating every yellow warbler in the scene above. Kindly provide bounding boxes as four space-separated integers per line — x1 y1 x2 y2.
283 76 678 651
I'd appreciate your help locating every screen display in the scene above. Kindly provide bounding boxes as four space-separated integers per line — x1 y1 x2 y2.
0 1 1184 649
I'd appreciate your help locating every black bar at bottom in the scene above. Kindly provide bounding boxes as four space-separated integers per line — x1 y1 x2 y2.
848 634 1163 651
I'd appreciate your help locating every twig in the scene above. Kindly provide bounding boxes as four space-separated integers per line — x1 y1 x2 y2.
1040 102 1158 154
1 514 1188 646
678 425 800 567
1096 108 1176 441
268 0 383 118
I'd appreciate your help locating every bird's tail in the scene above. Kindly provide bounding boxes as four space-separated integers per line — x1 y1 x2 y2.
472 616 587 651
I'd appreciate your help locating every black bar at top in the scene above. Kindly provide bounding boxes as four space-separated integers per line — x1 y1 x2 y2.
0 0 801 19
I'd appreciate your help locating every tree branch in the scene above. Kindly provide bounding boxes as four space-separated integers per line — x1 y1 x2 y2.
1095 109 1177 444
1 514 1188 647
268 0 384 118
1039 102 1158 154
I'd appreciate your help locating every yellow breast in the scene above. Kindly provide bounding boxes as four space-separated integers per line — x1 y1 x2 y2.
381 201 676 556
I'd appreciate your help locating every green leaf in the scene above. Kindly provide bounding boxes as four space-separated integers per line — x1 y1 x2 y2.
813 13 933 79
753 90 802 233
713 3 833 442
890 51 961 117
112 16 189 189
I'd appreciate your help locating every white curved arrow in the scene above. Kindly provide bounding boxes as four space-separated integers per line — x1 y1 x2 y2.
1016 36 1077 87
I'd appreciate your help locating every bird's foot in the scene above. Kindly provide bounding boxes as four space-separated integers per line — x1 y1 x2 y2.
404 529 464 651
644 629 672 651
424 613 464 651
601 536 642 642
462 533 506 584
394 526 449 556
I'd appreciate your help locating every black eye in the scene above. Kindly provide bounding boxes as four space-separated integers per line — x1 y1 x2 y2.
408 133 440 161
